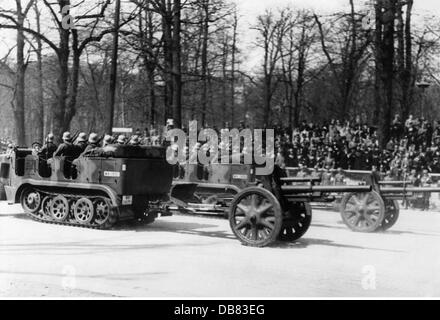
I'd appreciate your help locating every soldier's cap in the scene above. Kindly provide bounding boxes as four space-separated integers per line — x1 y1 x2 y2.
78 132 87 142
63 132 72 141
89 133 99 144
117 135 127 144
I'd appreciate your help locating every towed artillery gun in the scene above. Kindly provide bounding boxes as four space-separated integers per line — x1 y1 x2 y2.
340 174 440 233
173 164 372 247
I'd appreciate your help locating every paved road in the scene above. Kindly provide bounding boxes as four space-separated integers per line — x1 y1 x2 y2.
1 202 440 298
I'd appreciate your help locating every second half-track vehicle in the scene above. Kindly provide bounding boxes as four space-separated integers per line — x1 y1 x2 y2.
0 145 173 229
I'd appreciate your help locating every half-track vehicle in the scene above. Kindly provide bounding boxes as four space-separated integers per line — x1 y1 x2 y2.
0 145 173 229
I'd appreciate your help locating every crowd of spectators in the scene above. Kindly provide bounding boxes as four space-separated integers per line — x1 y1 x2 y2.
274 115 440 180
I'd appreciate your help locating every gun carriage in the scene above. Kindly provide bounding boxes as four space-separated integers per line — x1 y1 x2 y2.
172 163 372 247
340 173 440 233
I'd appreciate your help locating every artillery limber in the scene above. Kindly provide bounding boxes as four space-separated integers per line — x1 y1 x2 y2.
171 163 254 216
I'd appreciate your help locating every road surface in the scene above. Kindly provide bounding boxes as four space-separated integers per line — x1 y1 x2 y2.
1 202 440 297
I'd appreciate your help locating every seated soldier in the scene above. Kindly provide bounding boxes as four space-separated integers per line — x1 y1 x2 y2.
74 133 88 157
81 133 100 156
129 135 141 146
38 134 58 177
53 132 76 179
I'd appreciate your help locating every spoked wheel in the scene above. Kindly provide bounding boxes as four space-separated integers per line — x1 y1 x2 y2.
50 196 70 222
278 203 312 242
73 198 94 225
41 197 53 220
340 191 385 233
20 188 42 214
229 187 282 247
381 200 400 231
94 198 117 229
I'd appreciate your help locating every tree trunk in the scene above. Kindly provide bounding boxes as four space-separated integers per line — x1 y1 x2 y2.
200 0 209 127
107 0 121 133
15 0 26 146
376 0 396 148
33 2 44 141
172 0 182 128
230 11 238 127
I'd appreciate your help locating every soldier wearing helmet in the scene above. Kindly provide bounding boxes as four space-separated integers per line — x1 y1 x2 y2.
117 135 127 145
53 132 77 178
38 133 58 161
81 133 100 156
103 135 114 147
74 132 88 157
129 135 140 146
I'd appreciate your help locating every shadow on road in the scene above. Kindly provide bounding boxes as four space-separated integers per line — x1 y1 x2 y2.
313 222 440 238
1 213 405 253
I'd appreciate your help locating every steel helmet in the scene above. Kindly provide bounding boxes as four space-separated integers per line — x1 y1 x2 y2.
62 132 72 142
77 132 87 142
117 135 127 145
88 133 99 144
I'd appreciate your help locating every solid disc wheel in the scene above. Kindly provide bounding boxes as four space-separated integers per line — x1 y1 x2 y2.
50 196 70 222
381 200 400 231
278 203 312 242
340 191 385 233
73 198 95 225
229 187 282 248
20 188 42 214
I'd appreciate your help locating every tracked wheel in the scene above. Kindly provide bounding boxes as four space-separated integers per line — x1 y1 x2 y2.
20 188 42 214
340 191 385 233
50 196 70 222
229 187 282 247
278 203 312 242
73 198 95 225
41 196 53 220
94 198 118 229
381 200 400 231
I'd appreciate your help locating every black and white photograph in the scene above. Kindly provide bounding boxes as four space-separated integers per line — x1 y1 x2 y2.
0 0 440 302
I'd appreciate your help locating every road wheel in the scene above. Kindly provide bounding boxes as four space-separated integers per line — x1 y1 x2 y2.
94 198 118 229
229 187 282 248
340 191 385 233
278 202 312 242
20 188 42 214
41 196 53 220
73 198 95 225
381 200 400 231
50 196 70 222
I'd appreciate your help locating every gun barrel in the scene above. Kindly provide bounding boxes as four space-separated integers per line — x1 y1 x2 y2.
281 185 372 195
281 177 322 184
378 181 412 186
381 187 440 194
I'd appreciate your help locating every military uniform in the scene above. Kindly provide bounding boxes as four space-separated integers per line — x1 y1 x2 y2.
39 142 58 161
54 138 76 179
